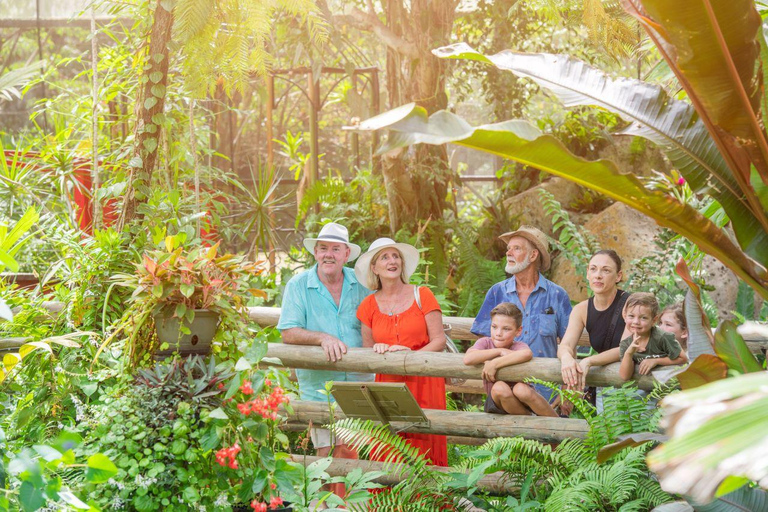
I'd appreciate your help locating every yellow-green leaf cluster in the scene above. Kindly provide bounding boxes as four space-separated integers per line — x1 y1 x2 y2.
174 0 328 97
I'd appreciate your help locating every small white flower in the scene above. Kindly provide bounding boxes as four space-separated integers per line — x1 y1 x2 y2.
214 494 230 507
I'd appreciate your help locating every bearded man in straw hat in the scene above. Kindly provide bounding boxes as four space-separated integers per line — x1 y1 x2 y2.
277 222 374 467
471 226 572 402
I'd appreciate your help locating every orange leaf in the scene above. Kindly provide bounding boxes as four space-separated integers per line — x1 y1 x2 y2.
677 354 728 390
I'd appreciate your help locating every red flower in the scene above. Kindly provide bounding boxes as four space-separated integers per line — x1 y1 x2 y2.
240 380 254 395
264 379 272 387
677 177 686 185
269 496 284 509
251 501 267 512
270 482 277 490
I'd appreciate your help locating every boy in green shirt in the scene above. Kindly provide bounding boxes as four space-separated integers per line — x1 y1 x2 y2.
619 292 688 381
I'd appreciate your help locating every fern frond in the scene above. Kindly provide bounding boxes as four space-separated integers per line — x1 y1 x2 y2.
525 377 597 420
331 418 429 479
537 189 598 286
173 0 213 43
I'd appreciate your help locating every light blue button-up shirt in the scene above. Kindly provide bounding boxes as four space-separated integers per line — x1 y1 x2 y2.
277 264 374 402
471 273 572 401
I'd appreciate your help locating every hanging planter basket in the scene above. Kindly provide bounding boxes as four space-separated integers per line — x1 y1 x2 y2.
153 309 220 357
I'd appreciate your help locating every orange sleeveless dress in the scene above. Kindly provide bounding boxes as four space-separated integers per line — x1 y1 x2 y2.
356 286 448 466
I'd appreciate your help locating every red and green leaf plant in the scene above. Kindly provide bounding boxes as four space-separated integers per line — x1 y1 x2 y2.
96 238 266 368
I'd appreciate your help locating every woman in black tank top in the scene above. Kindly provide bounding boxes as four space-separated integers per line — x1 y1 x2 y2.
586 289 629 353
558 250 630 390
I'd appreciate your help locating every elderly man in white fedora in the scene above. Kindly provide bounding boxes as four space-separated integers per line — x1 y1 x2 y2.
471 225 572 402
277 222 374 472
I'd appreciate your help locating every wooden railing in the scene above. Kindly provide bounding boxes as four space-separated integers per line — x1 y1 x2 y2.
281 399 588 443
248 306 768 352
265 344 655 390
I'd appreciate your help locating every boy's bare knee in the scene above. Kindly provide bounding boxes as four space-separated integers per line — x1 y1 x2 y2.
491 381 513 401
512 383 535 401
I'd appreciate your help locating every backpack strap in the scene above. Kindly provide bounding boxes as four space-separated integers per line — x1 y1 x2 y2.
604 290 629 351
413 285 422 310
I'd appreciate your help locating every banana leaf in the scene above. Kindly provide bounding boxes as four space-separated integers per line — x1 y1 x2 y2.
432 44 768 265
676 355 728 390
675 258 716 360
647 372 768 502
350 103 768 299
713 321 763 374
653 487 768 511
622 0 768 204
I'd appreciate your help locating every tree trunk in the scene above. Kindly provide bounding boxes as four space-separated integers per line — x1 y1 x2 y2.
379 0 455 233
118 0 173 229
327 0 457 233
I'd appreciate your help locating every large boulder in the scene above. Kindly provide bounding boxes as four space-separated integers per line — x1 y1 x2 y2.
700 255 739 322
502 178 584 237
550 202 661 302
548 203 740 318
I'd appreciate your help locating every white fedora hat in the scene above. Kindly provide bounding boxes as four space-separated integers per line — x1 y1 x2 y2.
303 222 361 261
354 237 420 289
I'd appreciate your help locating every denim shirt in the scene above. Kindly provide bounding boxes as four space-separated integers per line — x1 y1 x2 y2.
471 274 572 358
277 265 373 402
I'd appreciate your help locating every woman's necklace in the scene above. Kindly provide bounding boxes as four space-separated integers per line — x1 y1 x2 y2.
379 292 408 316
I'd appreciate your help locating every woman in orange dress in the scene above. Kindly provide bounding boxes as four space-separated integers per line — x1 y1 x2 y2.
355 238 447 466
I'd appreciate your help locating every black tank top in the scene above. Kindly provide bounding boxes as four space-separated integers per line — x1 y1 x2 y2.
586 289 629 353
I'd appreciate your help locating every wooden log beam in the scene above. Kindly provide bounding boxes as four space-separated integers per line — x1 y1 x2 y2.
249 306 768 353
0 338 28 351
266 344 656 390
280 424 484 446
282 400 588 442
288 455 518 494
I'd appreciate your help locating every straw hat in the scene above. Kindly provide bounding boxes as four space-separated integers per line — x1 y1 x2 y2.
498 225 551 272
354 238 420 288
303 222 361 261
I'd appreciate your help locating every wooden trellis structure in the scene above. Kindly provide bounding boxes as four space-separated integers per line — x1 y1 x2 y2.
265 66 381 183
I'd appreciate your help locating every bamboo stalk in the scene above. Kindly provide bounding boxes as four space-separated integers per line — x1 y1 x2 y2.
266 344 656 390
281 400 588 442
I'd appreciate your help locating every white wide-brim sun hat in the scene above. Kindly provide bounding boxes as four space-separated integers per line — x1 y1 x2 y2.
303 222 362 261
354 237 420 289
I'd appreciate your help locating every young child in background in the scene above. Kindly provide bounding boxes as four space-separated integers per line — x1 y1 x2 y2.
659 302 688 355
619 293 688 381
463 303 557 417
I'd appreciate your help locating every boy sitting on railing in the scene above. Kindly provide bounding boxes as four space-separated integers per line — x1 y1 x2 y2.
463 303 558 417
619 293 688 381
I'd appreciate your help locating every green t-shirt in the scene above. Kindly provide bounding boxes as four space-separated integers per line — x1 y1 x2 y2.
619 326 682 364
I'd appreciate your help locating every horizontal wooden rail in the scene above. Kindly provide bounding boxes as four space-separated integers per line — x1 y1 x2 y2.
280 424 486 445
265 344 656 390
282 400 588 442
249 306 768 352
288 455 517 494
